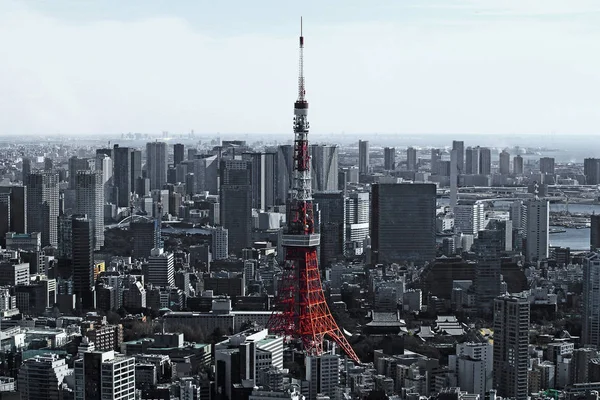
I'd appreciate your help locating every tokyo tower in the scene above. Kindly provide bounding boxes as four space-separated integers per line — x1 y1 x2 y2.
267 19 360 364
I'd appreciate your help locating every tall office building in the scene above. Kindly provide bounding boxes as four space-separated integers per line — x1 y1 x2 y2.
313 191 346 267
454 202 485 237
131 218 161 260
0 185 26 245
174 143 185 166
592 215 600 250
276 145 294 205
18 353 71 400
384 147 396 170
358 140 370 176
72 215 95 310
22 157 31 181
144 248 175 287
243 152 277 210
431 148 441 175
472 226 506 312
493 295 530 400
26 171 59 247
75 350 135 400
371 183 436 263
95 154 113 203
479 147 492 175
452 140 465 174
583 253 600 346
220 159 252 256
540 157 555 175
146 142 168 191
406 147 417 171
76 170 104 250
68 156 95 189
525 199 549 262
585 158 600 185
345 191 370 257
465 147 480 175
513 155 524 175
310 145 339 192
306 354 340 400
113 145 141 207
499 150 510 175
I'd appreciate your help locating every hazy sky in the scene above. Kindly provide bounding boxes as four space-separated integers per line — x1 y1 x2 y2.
2 0 600 137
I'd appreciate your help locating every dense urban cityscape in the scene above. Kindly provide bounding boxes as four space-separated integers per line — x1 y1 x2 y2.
4 7 600 400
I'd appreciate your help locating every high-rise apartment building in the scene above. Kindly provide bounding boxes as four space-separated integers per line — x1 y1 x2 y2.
358 140 370 176
406 147 417 171
144 248 175 287
452 140 465 174
493 295 530 400
525 199 549 262
18 354 71 400
384 147 396 170
313 191 346 267
220 159 252 256
499 150 510 175
310 145 339 192
539 157 555 175
465 147 480 175
583 252 600 346
454 202 485 237
26 171 59 247
513 155 524 175
146 142 168 191
76 170 104 250
371 183 436 263
75 350 135 400
345 191 369 257
479 147 492 175
174 143 185 166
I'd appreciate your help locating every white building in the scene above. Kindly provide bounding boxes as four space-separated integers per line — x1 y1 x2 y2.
145 248 174 287
75 350 135 400
75 170 105 250
345 191 369 256
525 199 549 262
212 226 229 260
454 202 485 237
449 342 493 396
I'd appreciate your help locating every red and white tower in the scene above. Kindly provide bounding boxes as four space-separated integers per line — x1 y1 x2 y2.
268 19 360 364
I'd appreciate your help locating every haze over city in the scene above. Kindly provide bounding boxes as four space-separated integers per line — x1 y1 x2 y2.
2 0 600 136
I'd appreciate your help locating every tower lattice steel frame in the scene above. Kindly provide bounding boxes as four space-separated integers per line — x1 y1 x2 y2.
267 19 360 364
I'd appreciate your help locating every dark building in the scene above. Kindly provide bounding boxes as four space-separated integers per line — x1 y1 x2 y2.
26 171 59 247
131 218 161 260
479 147 492 175
371 183 436 263
585 158 600 185
0 186 26 247
71 215 95 310
220 159 252 256
406 147 417 171
22 157 31 180
539 157 555 175
384 147 396 171
68 156 94 190
174 143 185 166
465 147 480 175
592 214 600 250
96 148 113 159
513 155 524 175
44 157 53 171
113 145 143 207
243 152 276 210
313 191 346 267
452 140 464 174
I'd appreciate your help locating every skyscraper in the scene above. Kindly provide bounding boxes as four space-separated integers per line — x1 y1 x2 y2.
21 157 31 181
313 191 346 267
220 159 252 255
26 171 59 247
174 143 185 166
76 170 104 250
585 158 600 185
130 217 161 260
454 202 485 237
358 140 370 176
431 148 441 175
68 156 95 190
384 147 396 170
513 155 524 175
113 145 135 207
592 215 600 250
310 144 339 192
583 252 600 346
371 183 436 263
452 140 465 174
493 295 530 400
71 215 95 310
525 198 549 262
276 145 294 205
465 146 480 175
146 142 168 190
479 147 492 175
539 157 555 175
243 152 277 210
0 185 26 236
406 147 417 171
499 150 510 175
74 350 135 400
345 191 370 257
144 248 174 287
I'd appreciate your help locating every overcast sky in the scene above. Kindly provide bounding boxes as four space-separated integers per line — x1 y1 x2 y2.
1 0 600 137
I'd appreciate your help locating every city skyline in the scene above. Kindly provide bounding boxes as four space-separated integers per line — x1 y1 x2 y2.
3 0 600 136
